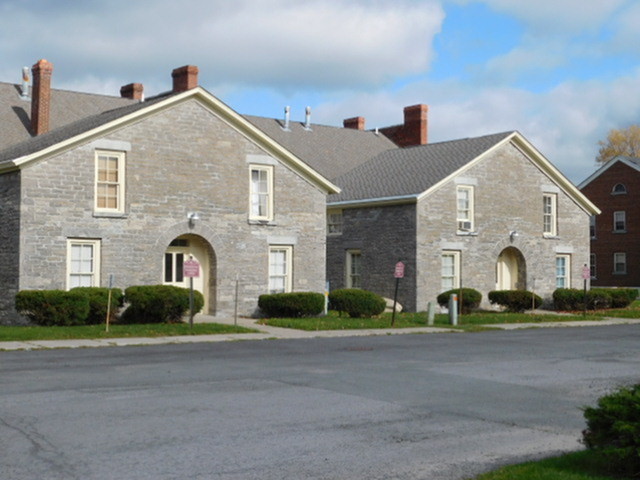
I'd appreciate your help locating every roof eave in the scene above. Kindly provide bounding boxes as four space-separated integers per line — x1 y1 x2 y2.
328 194 418 208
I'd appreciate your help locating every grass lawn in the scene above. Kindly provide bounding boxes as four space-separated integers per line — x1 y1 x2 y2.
260 309 613 331
0 322 258 342
472 450 624 480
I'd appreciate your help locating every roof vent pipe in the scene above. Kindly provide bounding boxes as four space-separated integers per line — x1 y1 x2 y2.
304 106 312 130
20 66 30 99
283 106 291 131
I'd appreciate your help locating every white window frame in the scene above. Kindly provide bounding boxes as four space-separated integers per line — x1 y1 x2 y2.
250 165 274 221
456 185 474 232
67 239 101 289
269 246 292 294
345 249 362 288
611 183 627 195
543 193 557 237
94 150 125 213
555 254 570 288
590 253 597 279
327 209 343 235
613 211 626 233
614 252 627 275
441 251 461 291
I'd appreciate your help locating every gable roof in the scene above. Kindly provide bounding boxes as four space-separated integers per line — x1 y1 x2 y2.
578 155 640 189
328 130 600 215
0 85 340 194
244 115 396 180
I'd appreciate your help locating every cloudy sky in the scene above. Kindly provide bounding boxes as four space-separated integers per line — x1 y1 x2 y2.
1 0 639 184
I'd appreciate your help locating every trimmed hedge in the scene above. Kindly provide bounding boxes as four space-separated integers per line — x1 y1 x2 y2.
488 290 542 313
582 384 640 477
71 287 124 324
15 289 90 326
436 288 482 314
553 288 638 311
120 285 204 324
329 289 386 318
258 292 325 317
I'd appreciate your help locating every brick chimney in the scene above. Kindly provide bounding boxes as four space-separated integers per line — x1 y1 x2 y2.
343 116 366 130
31 59 54 136
172 65 199 93
379 104 428 147
120 82 144 100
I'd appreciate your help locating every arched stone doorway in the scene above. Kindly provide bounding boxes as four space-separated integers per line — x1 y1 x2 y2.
496 247 526 290
163 234 216 314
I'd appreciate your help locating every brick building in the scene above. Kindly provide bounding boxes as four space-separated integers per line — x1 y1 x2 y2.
579 157 640 288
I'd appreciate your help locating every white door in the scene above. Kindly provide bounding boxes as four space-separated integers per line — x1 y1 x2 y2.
496 249 518 290
163 236 209 312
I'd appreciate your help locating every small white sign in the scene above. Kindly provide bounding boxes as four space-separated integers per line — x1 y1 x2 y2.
394 261 405 279
184 259 200 278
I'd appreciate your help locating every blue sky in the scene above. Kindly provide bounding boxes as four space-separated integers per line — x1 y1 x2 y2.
1 0 639 183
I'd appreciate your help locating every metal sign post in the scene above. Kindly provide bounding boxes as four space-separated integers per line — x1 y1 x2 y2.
391 262 405 326
582 264 590 317
105 274 114 333
183 258 200 329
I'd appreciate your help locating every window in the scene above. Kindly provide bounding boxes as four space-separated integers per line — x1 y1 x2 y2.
67 239 100 289
612 183 627 195
555 254 570 288
456 186 474 232
269 246 292 293
441 251 460 291
250 165 273 221
613 211 626 232
614 252 627 275
327 209 343 235
590 215 596 238
543 194 557 236
590 253 597 279
95 151 125 212
346 250 362 288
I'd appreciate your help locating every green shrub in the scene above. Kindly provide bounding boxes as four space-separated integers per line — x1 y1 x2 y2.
554 288 638 311
329 289 386 318
488 290 542 313
258 292 325 318
595 288 638 309
15 289 90 326
582 384 640 477
120 285 204 324
436 288 482 314
71 287 124 324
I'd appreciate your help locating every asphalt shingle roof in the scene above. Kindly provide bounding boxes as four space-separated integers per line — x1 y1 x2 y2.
328 131 515 203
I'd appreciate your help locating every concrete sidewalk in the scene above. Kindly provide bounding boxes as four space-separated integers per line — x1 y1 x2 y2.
2 314 639 351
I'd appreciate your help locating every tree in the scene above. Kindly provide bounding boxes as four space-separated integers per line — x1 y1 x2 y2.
596 125 640 164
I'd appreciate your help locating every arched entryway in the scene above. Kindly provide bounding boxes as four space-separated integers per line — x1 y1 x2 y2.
496 247 526 290
163 234 216 313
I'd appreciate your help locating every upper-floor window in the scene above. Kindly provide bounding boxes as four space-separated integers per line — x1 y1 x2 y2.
249 165 274 221
590 215 596 239
327 209 343 235
456 186 474 232
614 252 627 275
95 151 125 213
613 211 626 233
441 251 460 291
346 250 362 288
612 183 627 195
67 239 101 289
543 193 557 237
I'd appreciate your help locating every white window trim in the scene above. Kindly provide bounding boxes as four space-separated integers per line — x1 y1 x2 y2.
327 209 343 235
543 193 557 237
456 185 474 233
345 249 362 289
94 150 125 214
555 254 571 288
66 239 101 289
269 245 293 294
249 164 274 222
613 211 626 233
441 250 461 291
590 253 597 279
614 252 627 275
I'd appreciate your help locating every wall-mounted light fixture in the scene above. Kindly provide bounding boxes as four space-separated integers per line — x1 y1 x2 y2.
187 212 200 227
509 230 519 242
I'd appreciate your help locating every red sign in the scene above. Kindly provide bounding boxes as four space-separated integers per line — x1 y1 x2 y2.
184 259 200 278
394 261 405 279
